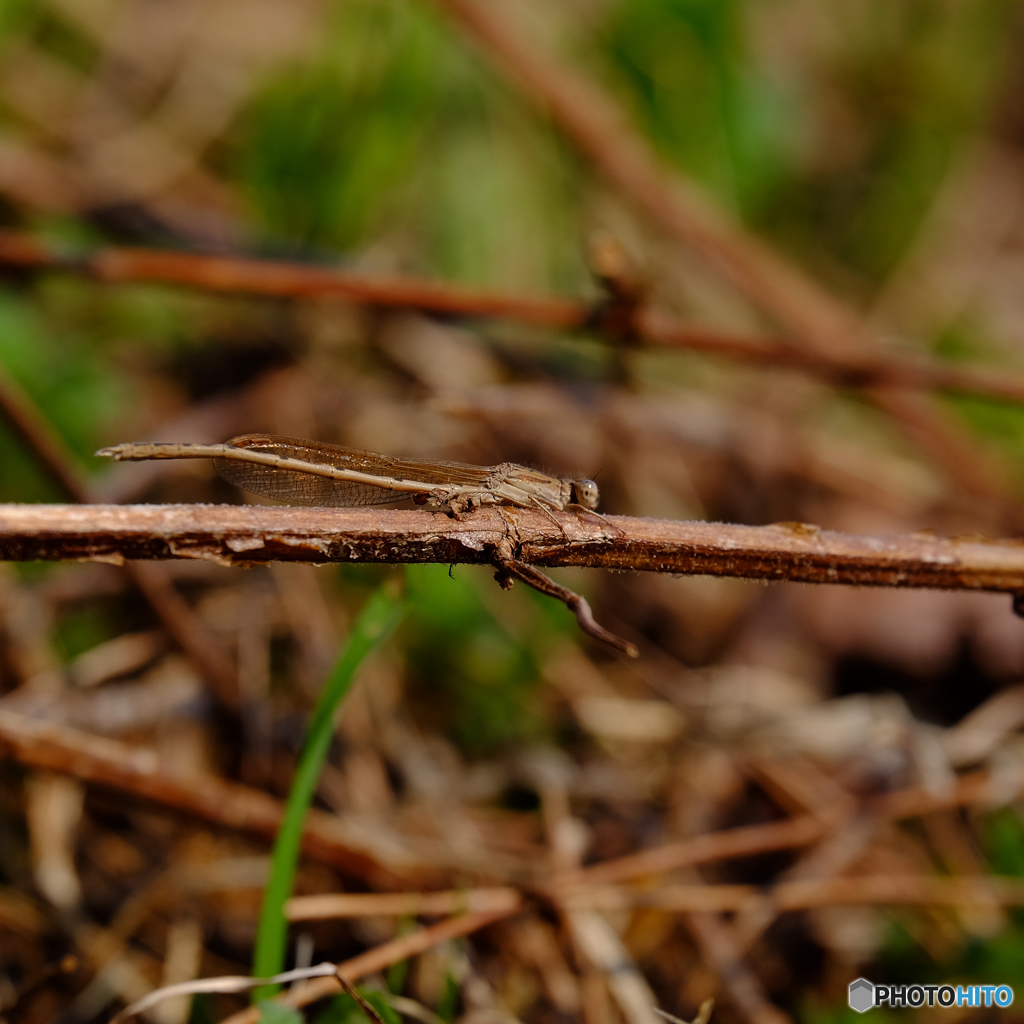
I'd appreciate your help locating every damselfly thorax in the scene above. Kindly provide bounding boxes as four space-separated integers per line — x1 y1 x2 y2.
97 434 603 521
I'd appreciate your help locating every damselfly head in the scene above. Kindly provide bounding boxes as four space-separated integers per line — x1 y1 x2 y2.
572 478 600 509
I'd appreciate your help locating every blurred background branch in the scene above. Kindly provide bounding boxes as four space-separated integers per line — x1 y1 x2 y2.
7 229 1024 406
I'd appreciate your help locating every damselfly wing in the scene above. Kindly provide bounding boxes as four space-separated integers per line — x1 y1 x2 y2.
213 434 498 507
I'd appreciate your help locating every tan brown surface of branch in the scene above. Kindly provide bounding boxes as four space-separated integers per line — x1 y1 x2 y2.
0 708 431 887
4 503 1024 591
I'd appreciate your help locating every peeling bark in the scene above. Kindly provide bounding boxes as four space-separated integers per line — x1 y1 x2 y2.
1 503 1023 592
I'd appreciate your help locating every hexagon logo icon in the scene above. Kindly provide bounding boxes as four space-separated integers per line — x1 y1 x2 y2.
849 978 874 1013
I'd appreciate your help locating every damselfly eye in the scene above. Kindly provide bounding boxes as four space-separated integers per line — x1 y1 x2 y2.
574 479 600 510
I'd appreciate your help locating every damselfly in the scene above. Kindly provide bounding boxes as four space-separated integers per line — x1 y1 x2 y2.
97 434 604 523
97 434 634 654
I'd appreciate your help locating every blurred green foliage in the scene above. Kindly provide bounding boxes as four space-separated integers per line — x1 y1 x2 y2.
187 992 217 1024
53 603 117 661
255 1002 304 1024
601 0 792 218
1 0 98 72
237 0 583 291
599 0 1016 281
803 810 1024 1024
435 970 461 1023
313 989 401 1024
239 2 445 254
0 285 128 501
946 394 1024 489
403 564 550 754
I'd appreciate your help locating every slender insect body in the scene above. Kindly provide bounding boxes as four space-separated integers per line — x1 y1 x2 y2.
475 462 575 514
94 434 633 656
96 435 602 516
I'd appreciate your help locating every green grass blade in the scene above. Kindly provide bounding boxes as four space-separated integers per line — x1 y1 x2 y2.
252 581 405 1001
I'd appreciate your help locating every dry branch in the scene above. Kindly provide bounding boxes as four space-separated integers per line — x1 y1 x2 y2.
0 709 435 887
561 767 1024 890
218 907 522 1024
683 912 791 1024
563 876 1024 913
638 310 1024 405
6 701 1024 955
2 229 1024 406
561 815 828 888
6 693 1015 890
285 888 521 920
0 230 582 327
3 503 1024 593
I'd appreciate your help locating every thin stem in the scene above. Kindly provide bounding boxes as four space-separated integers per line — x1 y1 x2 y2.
251 583 405 1000
5 504 1024 592
493 558 638 657
3 230 1024 407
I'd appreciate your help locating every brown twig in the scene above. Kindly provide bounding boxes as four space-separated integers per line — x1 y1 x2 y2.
494 558 639 657
0 708 435 887
3 504 1024 593
2 229 1024 407
4 698 1021 915
559 815 828 889
0 230 583 328
727 765 872 953
639 310 1024 405
334 972 391 1024
874 768 1014 819
560 767 1020 890
125 561 238 708
286 888 522 921
218 907 522 1024
683 913 791 1024
0 359 238 706
560 875 1024 913
566 910 662 1024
